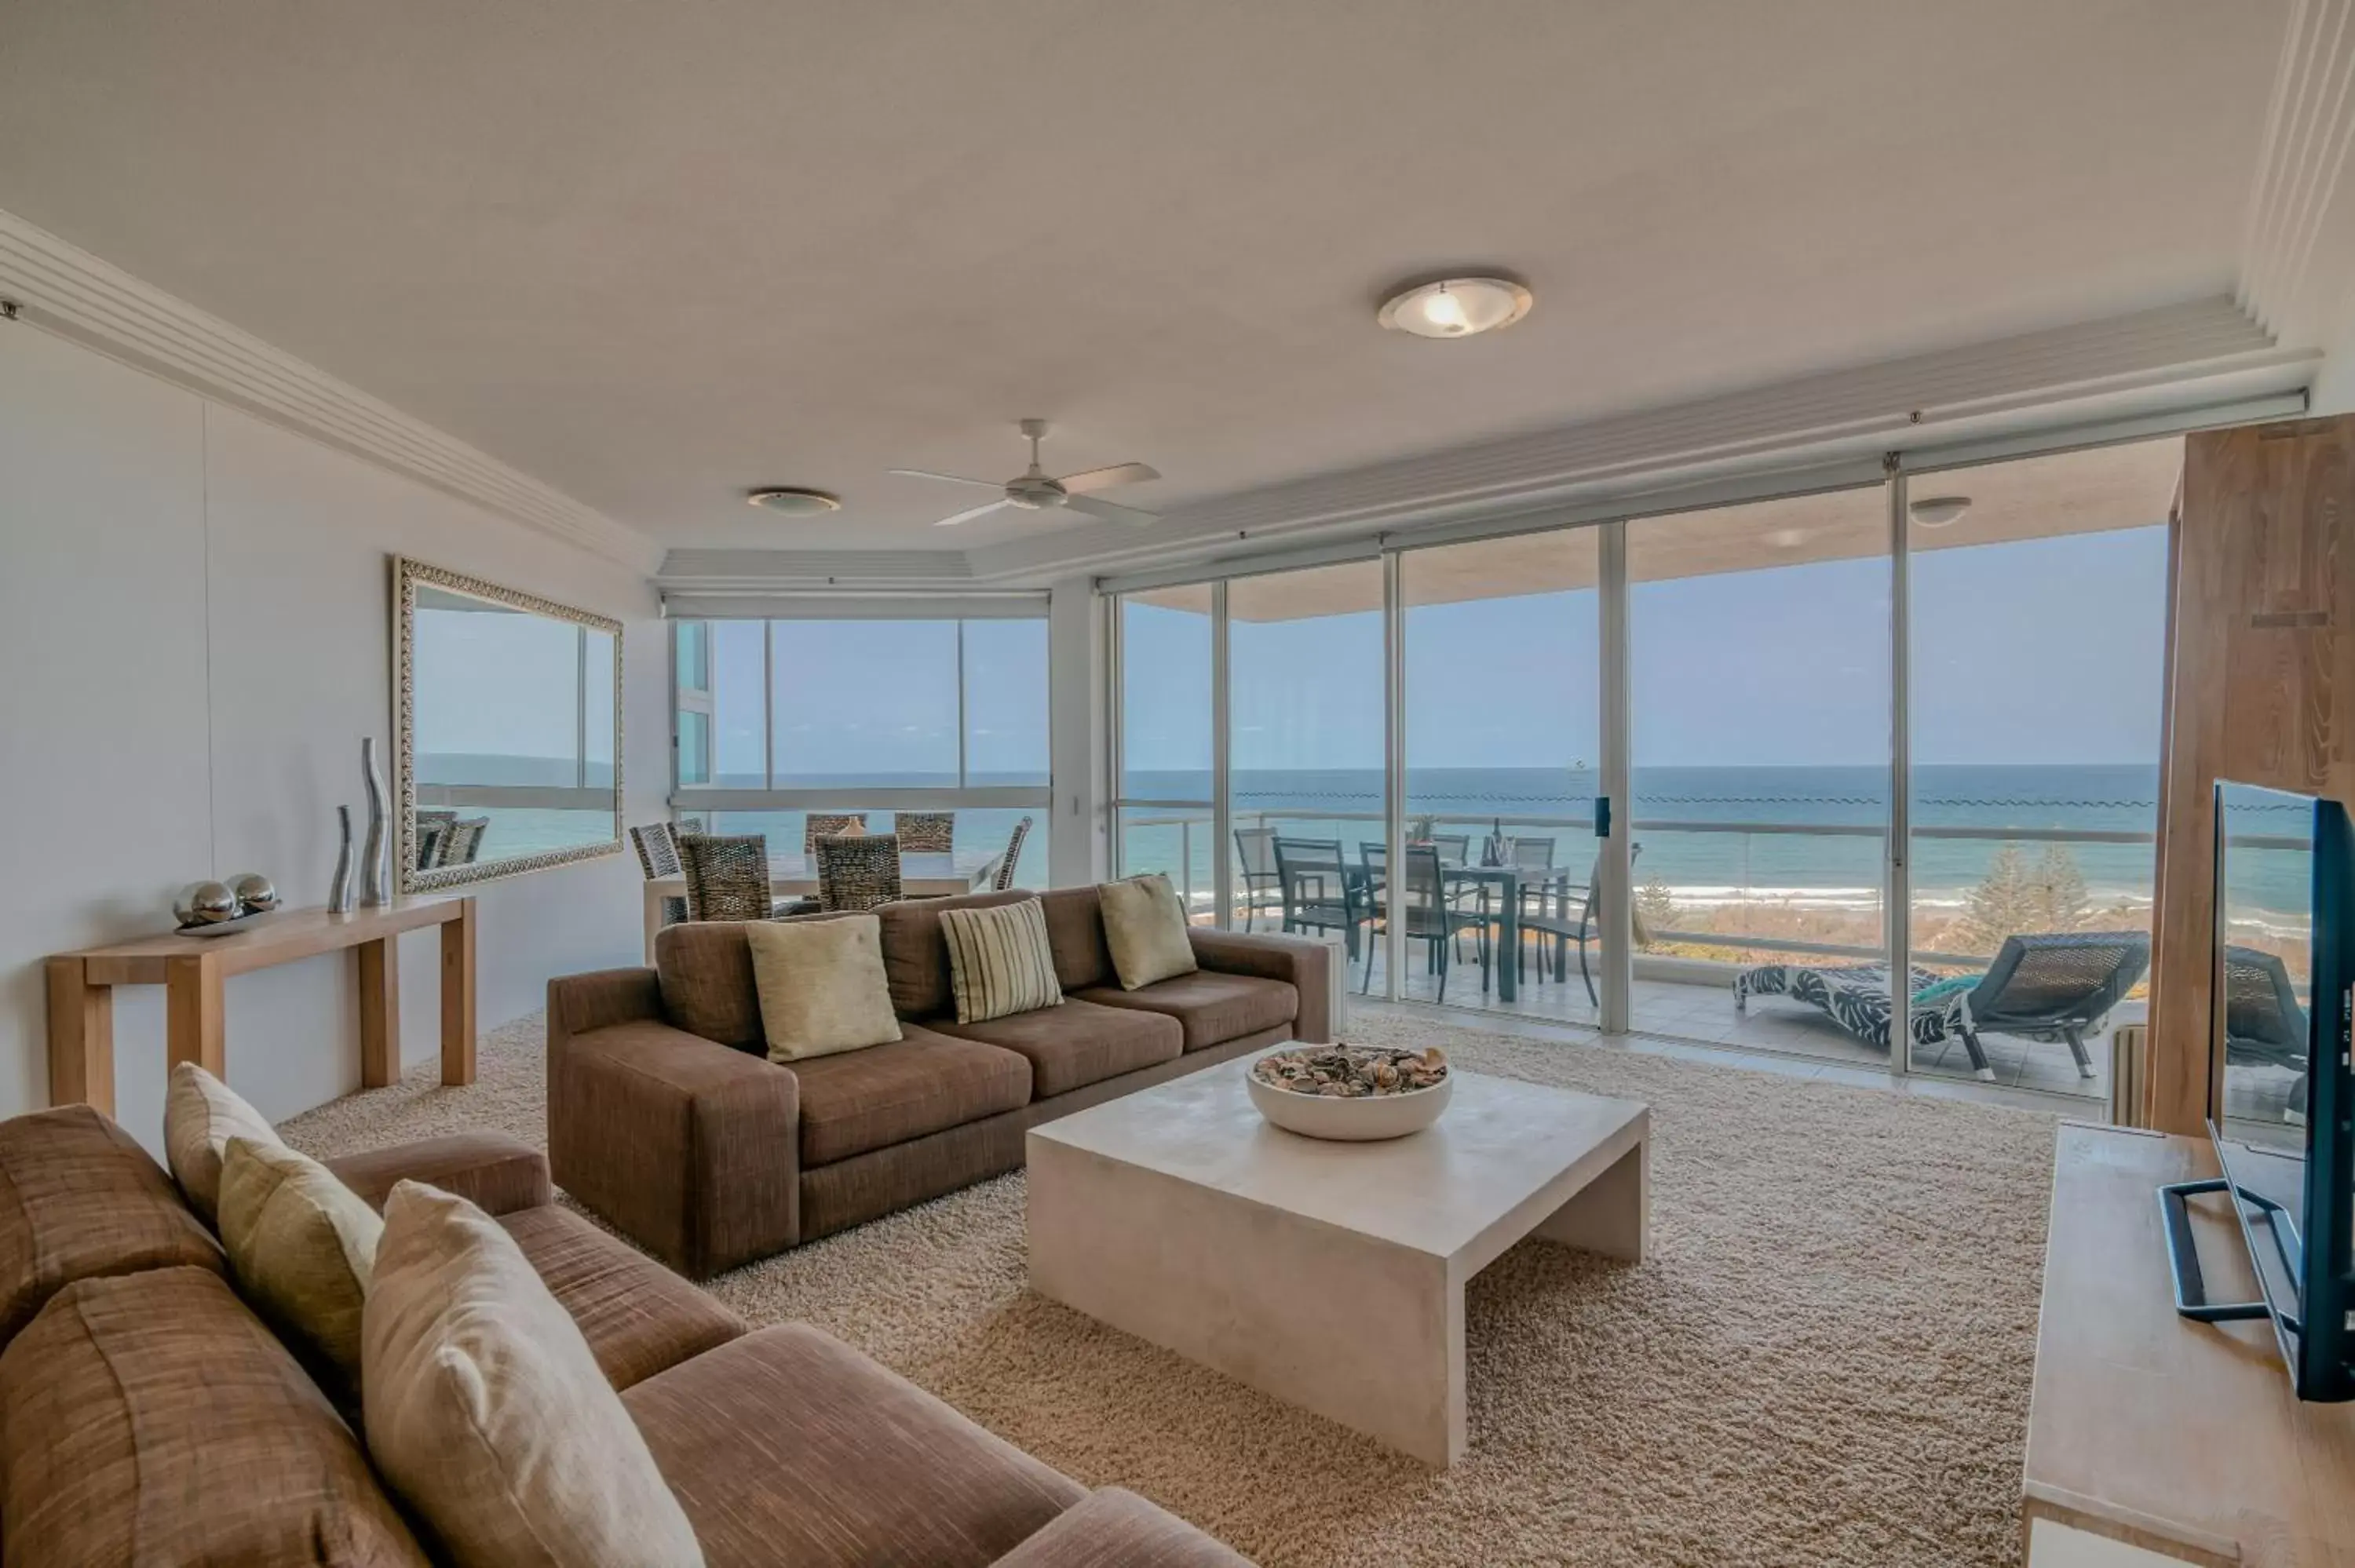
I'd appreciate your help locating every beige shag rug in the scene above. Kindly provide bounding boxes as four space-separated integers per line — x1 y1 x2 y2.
283 1011 2055 1568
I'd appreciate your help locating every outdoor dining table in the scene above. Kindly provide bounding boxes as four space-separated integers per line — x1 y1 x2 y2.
1329 850 1578 1005
641 848 1000 962
1430 862 1579 1005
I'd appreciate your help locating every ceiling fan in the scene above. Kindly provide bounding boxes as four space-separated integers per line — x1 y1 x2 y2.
892 418 1160 527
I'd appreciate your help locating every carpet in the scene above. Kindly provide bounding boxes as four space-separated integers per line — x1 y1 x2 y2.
282 1010 2056 1568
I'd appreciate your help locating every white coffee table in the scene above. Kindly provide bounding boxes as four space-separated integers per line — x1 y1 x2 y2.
1026 1056 1650 1466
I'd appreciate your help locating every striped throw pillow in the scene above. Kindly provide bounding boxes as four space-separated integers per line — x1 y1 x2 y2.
939 897 1065 1024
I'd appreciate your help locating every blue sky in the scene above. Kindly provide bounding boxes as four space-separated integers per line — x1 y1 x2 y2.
1121 524 2168 775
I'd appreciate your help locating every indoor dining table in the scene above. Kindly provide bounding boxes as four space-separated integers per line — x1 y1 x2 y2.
641 848 1001 962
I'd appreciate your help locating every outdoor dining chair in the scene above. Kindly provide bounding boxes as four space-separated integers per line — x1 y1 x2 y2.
991 817 1033 891
1233 826 1283 930
1273 836 1369 958
630 822 689 929
1360 843 1490 1002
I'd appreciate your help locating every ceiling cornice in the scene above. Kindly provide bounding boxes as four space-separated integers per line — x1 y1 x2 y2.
0 205 663 576
2240 0 2355 349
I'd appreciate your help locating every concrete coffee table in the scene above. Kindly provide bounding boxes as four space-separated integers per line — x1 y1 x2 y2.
1026 1056 1649 1466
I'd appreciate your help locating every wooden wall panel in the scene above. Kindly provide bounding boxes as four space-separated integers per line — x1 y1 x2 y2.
2148 414 2355 1134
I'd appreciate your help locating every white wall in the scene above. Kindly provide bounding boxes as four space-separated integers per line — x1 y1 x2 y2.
0 323 664 1150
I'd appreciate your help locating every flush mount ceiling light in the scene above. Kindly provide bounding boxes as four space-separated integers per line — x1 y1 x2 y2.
746 487 842 516
1377 275 1533 339
1908 494 1973 528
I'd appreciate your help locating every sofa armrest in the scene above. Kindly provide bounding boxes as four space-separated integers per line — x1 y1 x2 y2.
547 966 665 1042
548 1018 799 1278
992 1489 1254 1567
1187 929 1334 1043
325 1132 551 1216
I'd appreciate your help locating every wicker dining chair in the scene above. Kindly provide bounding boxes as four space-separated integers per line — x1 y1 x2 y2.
803 813 869 854
414 810 459 870
816 832 904 912
440 817 491 866
677 833 780 922
991 818 1033 891
630 822 689 928
893 812 955 853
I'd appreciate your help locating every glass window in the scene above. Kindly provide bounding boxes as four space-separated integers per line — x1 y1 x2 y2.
710 621 768 788
1121 586 1213 802
769 621 959 786
677 709 711 787
677 621 710 692
962 619 1050 786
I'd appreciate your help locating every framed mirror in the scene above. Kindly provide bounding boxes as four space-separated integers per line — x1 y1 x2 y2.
394 557 623 892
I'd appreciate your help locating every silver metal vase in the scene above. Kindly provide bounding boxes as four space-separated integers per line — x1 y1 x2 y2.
360 738 392 906
329 804 356 914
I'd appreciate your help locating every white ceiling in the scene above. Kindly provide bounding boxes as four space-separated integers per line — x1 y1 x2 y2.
0 0 2289 554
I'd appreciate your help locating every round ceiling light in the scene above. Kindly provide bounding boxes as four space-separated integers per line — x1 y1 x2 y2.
747 487 842 516
1908 494 1973 528
1377 275 1533 339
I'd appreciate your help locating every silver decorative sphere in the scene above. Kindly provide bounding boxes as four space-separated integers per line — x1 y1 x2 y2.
229 873 279 914
173 881 239 927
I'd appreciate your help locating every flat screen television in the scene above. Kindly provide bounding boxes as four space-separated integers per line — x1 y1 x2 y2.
2163 781 2355 1401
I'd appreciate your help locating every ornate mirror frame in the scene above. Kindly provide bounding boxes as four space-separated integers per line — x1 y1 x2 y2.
393 556 625 892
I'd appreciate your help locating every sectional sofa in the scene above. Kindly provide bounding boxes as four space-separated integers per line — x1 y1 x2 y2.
550 884 1334 1277
0 1103 1248 1565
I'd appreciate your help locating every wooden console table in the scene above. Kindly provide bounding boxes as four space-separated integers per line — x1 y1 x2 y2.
45 896 476 1116
2025 1123 2355 1566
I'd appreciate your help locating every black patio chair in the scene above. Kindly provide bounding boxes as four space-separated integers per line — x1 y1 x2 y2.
1360 843 1490 1003
1952 930 2151 1082
1273 836 1370 959
1233 826 1283 931
2222 944 2309 1121
1523 843 1643 1005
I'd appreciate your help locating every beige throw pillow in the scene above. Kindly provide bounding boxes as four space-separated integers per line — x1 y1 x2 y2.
743 913 904 1062
217 1136 381 1395
163 1060 282 1224
1099 873 1199 990
939 897 1064 1024
363 1181 705 1568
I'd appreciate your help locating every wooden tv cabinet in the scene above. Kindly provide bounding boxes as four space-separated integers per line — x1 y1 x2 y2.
2025 1124 2355 1566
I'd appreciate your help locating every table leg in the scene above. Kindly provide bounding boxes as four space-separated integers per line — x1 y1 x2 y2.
357 938 400 1088
1534 1138 1649 1263
643 883 663 965
45 957 115 1114
440 899 476 1086
1497 871 1519 1003
164 954 225 1078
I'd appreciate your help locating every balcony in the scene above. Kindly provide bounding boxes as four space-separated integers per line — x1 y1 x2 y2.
1121 808 2303 1138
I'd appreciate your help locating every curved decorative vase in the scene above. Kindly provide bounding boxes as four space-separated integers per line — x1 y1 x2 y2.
330 804 356 914
360 738 392 906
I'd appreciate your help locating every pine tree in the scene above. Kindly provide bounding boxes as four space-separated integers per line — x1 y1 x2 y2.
2031 844 2089 933
1959 842 2092 951
1634 876 1677 950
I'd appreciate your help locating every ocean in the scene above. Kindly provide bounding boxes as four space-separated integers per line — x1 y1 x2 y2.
1117 763 2312 921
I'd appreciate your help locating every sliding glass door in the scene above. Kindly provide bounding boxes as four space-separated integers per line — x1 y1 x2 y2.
1397 531 1603 1018
1097 427 2191 1112
1903 438 2177 1103
1227 563 1389 973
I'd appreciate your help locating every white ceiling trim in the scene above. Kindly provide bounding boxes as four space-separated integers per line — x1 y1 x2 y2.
2240 0 2355 348
0 205 661 575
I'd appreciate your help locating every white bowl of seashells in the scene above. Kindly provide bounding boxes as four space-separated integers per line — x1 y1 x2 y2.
1247 1044 1453 1141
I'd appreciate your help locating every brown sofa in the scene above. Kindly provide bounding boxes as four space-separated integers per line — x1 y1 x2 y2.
0 1102 1249 1566
550 884 1333 1278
